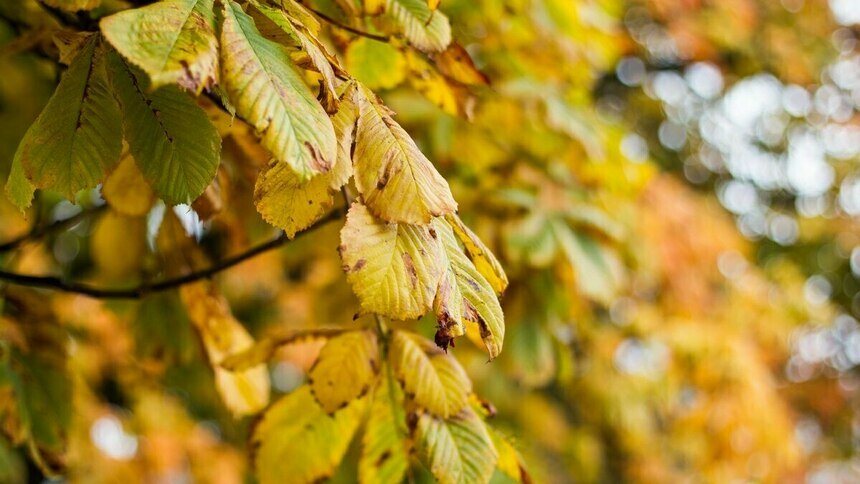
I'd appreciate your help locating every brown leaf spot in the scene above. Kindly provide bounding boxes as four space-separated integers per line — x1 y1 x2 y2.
375 450 392 467
401 253 418 288
304 141 331 172
351 258 367 272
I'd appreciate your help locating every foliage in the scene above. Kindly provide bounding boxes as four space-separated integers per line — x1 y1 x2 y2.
0 0 856 482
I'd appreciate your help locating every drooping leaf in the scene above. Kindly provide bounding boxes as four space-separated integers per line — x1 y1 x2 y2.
353 84 456 224
446 214 508 294
359 367 410 484
100 0 219 93
433 217 505 358
107 52 221 205
18 36 121 198
180 282 270 416
346 38 406 90
389 331 470 418
248 1 341 111
220 0 336 180
328 83 358 190
309 331 379 413
339 203 443 320
253 385 367 484
386 0 452 53
414 407 498 484
101 153 156 217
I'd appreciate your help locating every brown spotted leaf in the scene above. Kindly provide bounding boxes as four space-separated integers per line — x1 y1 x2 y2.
309 331 379 413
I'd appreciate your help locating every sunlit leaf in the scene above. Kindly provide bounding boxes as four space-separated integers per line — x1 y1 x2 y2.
100 0 219 93
353 84 456 224
414 406 498 484
386 0 452 53
220 0 336 180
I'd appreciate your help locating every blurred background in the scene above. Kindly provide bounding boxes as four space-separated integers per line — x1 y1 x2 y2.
3 0 860 482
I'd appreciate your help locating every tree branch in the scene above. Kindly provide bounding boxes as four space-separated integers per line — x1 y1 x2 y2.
0 205 106 253
0 209 344 299
303 6 391 43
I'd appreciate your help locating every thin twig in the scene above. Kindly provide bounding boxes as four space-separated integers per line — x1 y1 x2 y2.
0 209 344 299
304 6 391 43
0 205 106 253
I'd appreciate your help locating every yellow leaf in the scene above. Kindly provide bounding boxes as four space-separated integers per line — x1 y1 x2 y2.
433 217 505 358
91 210 147 279
253 385 367 484
488 428 529 483
434 42 490 86
254 160 334 237
364 0 386 15
180 282 270 416
353 84 456 224
309 331 379 413
359 368 410 484
389 331 470 417
101 153 155 217
406 51 462 116
346 38 407 90
414 407 498 484
339 203 443 319
446 214 508 294
328 84 359 190
387 0 451 53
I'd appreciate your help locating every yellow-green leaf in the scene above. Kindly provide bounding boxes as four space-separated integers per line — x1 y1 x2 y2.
100 0 219 93
18 36 121 199
101 153 156 217
5 137 36 212
309 331 379 413
220 0 336 180
353 84 456 224
387 0 452 53
346 38 406 90
253 385 367 484
41 0 99 11
339 203 443 320
414 407 498 484
389 331 470 417
359 368 410 484
328 84 358 190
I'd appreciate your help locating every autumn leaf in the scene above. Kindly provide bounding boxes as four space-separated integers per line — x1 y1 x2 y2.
308 331 379 413
100 0 219 93
386 0 452 53
359 368 410 484
414 406 498 484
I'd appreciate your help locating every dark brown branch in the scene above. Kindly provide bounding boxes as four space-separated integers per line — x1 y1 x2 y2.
304 6 391 42
0 205 106 253
0 209 344 299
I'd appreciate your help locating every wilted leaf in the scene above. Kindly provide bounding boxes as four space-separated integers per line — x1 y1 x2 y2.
253 385 366 484
353 84 456 224
107 52 221 205
433 218 505 358
339 203 443 319
389 331 470 417
220 0 336 180
100 0 219 93
309 331 379 413
414 406 498 484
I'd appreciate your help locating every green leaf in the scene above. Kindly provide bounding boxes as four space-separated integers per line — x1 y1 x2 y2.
552 219 621 305
309 331 379 413
433 218 505 359
389 331 471 418
107 51 221 205
100 0 219 93
345 38 407 90
5 144 35 212
359 367 410 484
353 84 456 224
18 36 122 199
253 385 367 484
41 0 99 11
414 407 498 484
386 0 452 53
220 0 336 180
339 203 443 320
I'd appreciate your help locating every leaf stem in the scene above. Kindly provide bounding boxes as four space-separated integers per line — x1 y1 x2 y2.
0 208 344 299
